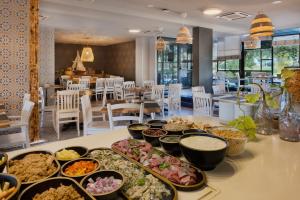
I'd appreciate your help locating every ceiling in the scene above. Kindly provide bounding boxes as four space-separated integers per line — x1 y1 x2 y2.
41 0 300 46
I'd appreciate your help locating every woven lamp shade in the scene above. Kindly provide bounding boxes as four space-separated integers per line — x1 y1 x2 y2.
81 47 94 62
250 13 274 38
176 26 192 44
156 37 166 52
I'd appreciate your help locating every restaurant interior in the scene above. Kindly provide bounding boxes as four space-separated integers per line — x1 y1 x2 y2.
0 0 299 200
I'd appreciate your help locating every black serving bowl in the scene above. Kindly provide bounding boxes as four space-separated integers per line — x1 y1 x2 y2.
55 146 88 165
18 177 95 200
61 158 100 182
142 129 167 147
7 150 60 190
162 124 190 135
80 170 124 200
0 152 8 173
127 123 150 139
183 129 207 135
159 135 182 156
0 173 21 200
179 133 227 171
147 120 167 128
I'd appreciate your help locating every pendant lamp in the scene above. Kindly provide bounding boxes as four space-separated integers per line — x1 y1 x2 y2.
244 36 260 49
81 47 94 62
250 12 274 38
176 26 192 44
156 37 166 51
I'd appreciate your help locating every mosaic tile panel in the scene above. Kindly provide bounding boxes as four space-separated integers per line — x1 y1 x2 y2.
0 0 29 115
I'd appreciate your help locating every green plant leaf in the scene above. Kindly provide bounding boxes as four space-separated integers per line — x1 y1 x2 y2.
265 93 279 109
245 93 260 103
228 116 257 140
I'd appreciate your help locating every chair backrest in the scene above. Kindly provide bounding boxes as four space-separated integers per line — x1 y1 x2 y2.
151 85 165 101
114 77 124 86
192 86 205 94
66 80 73 89
79 79 90 89
21 100 35 125
81 76 91 80
105 78 115 89
38 87 45 109
56 90 79 112
216 71 226 81
143 80 155 89
249 84 261 94
212 84 226 95
123 81 135 89
96 78 105 90
114 84 123 100
107 103 144 129
60 75 71 88
67 84 82 91
81 95 93 132
168 84 182 99
23 93 31 106
193 93 212 116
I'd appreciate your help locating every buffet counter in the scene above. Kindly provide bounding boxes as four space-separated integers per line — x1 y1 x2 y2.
6 116 300 200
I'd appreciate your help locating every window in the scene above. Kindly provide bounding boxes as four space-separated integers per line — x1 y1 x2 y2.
157 37 192 88
273 35 300 75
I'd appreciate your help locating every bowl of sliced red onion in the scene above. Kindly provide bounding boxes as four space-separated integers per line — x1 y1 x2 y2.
80 170 124 200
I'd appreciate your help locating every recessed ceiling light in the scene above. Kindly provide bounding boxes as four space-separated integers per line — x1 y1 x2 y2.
272 1 282 4
203 8 223 15
128 29 141 33
147 4 154 8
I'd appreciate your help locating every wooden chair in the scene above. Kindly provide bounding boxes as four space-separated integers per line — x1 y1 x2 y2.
143 80 154 99
67 84 83 91
60 75 71 89
0 100 35 149
249 84 261 94
151 85 165 118
114 77 124 87
114 84 124 100
79 78 90 90
107 103 144 130
164 83 182 115
192 86 205 94
95 78 105 101
123 81 136 100
193 93 212 116
212 84 226 95
105 78 115 98
81 95 108 136
54 90 80 140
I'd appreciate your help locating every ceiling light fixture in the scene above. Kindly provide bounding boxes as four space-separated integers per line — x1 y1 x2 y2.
81 47 94 62
156 36 166 52
176 26 192 44
128 29 141 33
250 12 274 38
203 8 222 15
272 1 282 4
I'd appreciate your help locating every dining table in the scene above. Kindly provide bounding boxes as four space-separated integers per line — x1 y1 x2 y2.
4 115 300 200
0 103 10 128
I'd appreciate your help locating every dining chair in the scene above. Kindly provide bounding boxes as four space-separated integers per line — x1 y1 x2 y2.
114 77 124 87
95 78 106 101
0 100 35 149
79 78 90 90
192 86 205 94
114 84 124 100
123 81 136 100
236 72 248 91
23 93 31 105
249 84 261 94
151 84 165 118
143 80 155 100
107 103 144 130
81 76 91 80
193 93 213 116
105 78 115 98
81 95 108 136
54 90 80 140
164 83 182 115
60 75 71 89
67 84 83 91
212 84 226 95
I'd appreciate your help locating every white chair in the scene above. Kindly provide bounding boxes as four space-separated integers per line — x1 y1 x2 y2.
107 103 144 130
215 71 229 91
212 84 226 95
79 78 90 90
67 84 82 91
192 86 205 94
54 90 80 140
66 80 73 89
114 77 124 87
193 93 212 116
23 93 31 105
0 100 35 149
95 78 106 101
151 85 165 118
249 84 261 94
114 84 124 100
105 78 115 98
81 76 91 80
123 81 136 100
81 95 108 136
164 84 182 115
60 75 71 89
236 72 247 91
143 80 154 100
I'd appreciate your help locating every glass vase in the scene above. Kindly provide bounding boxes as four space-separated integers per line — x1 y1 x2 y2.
254 98 274 135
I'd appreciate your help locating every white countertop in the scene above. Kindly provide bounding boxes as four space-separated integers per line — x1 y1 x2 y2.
6 116 300 200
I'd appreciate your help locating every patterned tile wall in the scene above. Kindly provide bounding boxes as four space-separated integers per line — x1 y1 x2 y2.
39 25 54 85
0 0 29 115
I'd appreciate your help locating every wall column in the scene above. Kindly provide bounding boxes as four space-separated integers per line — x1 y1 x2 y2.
192 27 213 92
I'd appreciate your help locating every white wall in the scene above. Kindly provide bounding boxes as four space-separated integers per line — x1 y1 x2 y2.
135 36 156 86
39 26 55 85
